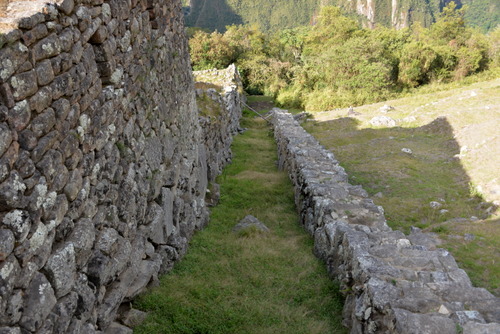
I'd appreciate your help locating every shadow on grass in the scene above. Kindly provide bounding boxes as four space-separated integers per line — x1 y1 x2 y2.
305 115 499 294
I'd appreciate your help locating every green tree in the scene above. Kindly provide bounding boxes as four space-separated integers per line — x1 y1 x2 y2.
398 41 440 86
189 31 237 70
304 6 359 55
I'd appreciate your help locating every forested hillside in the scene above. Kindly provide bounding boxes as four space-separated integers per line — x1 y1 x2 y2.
189 4 500 111
182 0 499 32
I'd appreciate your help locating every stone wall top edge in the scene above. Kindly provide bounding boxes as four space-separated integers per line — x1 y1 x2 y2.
269 108 500 331
0 0 150 36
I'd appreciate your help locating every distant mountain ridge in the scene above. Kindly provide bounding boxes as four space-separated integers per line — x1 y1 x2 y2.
182 0 499 32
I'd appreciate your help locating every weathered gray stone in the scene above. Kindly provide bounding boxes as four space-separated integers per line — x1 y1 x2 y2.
393 308 456 333
143 201 165 245
22 23 49 46
0 327 21 334
369 115 397 127
43 242 76 298
35 60 55 87
87 251 115 288
72 273 96 321
270 108 500 332
10 70 37 101
2 289 23 325
0 124 13 157
19 272 56 332
31 108 56 137
0 255 20 310
57 0 75 15
31 131 58 163
0 2 244 331
0 43 29 83
0 172 27 210
32 34 62 61
14 220 56 268
0 228 15 261
126 259 160 299
48 291 78 333
0 84 15 108
205 182 220 207
104 322 133 334
462 322 500 334
233 215 270 233
28 86 53 113
161 187 175 238
64 169 83 202
119 308 147 328
8 100 30 131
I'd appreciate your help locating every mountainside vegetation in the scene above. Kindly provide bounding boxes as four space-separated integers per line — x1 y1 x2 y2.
182 0 499 33
189 3 500 111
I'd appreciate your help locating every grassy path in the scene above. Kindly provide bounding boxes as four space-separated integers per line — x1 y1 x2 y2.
133 108 345 333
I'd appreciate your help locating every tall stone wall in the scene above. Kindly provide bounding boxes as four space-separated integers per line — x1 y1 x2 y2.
0 0 241 332
270 108 500 334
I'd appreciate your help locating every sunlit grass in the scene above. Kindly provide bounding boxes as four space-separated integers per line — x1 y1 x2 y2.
303 78 500 295
133 112 345 333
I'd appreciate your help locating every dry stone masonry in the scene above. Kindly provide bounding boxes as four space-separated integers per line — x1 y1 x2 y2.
270 108 500 334
194 65 244 182
0 0 241 332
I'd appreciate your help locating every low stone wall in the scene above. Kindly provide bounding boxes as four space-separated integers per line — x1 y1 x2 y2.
270 108 500 333
195 64 244 182
0 0 241 332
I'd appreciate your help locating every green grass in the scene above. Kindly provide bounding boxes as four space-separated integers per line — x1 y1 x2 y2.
133 112 345 333
303 78 500 295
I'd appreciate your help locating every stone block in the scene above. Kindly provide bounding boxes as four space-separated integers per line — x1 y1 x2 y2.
19 272 57 332
18 129 37 151
59 28 75 52
87 250 116 287
119 308 147 328
67 218 95 269
0 43 29 83
32 34 62 61
72 273 96 321
93 40 114 63
50 72 73 100
48 292 78 333
14 150 36 179
64 168 83 201
35 60 55 86
43 242 76 298
161 187 175 238
0 228 15 261
462 322 500 334
0 255 20 310
8 100 30 131
29 86 53 113
2 210 31 242
0 172 27 210
0 328 20 334
0 123 13 157
90 25 109 44
30 108 56 137
126 259 160 299
2 289 23 325
0 83 15 108
22 24 49 47
57 0 75 15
